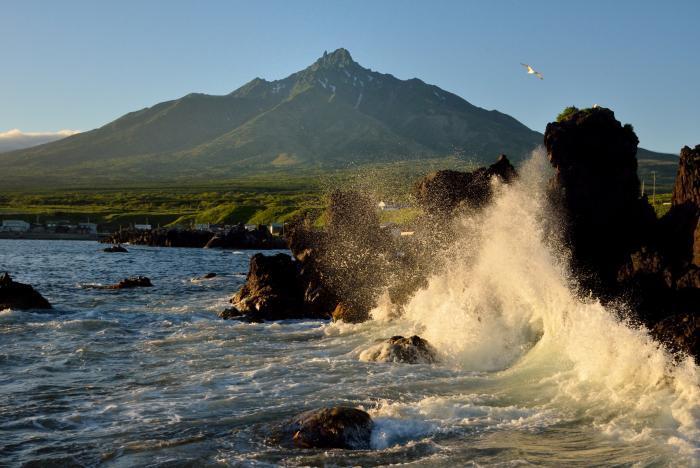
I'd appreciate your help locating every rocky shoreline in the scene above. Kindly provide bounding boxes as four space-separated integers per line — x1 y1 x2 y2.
100 223 287 250
2 107 698 451
223 107 699 363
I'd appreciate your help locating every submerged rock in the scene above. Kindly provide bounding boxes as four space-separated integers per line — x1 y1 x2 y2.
0 272 52 310
230 253 307 321
273 407 373 450
109 276 153 289
359 335 438 364
103 244 128 253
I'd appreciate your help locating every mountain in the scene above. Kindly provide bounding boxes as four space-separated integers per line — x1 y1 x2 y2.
0 48 677 187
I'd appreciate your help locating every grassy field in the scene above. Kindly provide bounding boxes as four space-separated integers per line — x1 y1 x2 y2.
0 157 674 232
0 159 474 231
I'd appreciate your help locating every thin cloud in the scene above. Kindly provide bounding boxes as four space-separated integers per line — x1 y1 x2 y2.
0 128 80 153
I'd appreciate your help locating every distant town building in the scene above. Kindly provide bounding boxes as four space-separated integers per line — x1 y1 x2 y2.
268 223 284 235
134 224 152 231
195 223 211 231
244 224 259 231
1 220 30 232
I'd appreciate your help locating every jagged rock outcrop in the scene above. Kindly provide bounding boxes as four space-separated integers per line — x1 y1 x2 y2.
284 190 395 323
414 154 517 215
545 107 656 292
665 145 700 267
272 407 373 450
230 253 309 321
0 272 52 310
545 107 700 361
359 335 438 364
280 157 519 324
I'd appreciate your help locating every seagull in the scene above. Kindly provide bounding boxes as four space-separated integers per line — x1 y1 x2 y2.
521 63 543 80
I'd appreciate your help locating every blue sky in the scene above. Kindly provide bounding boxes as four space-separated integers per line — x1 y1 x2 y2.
2 0 698 153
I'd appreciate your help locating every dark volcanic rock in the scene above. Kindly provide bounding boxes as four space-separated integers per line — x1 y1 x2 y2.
331 302 370 324
0 272 52 310
673 145 700 208
361 335 438 364
284 190 395 322
651 313 700 362
218 306 264 322
545 108 700 362
544 107 656 292
102 224 287 250
230 253 308 321
103 244 128 253
109 276 153 289
414 154 517 214
218 307 242 320
274 407 373 450
103 228 213 248
664 145 700 268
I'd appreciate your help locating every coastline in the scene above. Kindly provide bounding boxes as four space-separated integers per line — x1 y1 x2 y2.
0 231 107 241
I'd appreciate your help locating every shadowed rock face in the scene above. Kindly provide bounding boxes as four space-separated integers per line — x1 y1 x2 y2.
0 272 52 310
545 107 656 291
651 312 700 360
673 145 700 208
273 407 373 450
414 154 517 215
230 253 308 321
331 302 369 324
667 145 700 267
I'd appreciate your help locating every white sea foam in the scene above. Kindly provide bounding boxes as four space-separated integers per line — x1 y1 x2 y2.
368 149 700 457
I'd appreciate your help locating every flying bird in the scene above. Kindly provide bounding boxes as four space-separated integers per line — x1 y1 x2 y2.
521 63 543 80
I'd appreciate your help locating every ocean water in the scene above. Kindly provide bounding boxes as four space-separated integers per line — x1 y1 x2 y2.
2 155 699 466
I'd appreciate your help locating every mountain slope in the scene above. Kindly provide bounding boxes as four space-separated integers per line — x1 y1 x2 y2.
0 48 676 187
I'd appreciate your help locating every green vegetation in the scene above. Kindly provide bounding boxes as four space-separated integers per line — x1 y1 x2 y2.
650 192 673 218
0 158 471 230
556 106 580 122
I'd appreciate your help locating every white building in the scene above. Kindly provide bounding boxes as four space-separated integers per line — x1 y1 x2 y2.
244 224 258 231
1 220 30 232
195 223 211 231
134 224 152 231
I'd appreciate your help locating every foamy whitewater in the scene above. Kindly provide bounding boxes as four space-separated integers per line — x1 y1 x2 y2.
1 152 699 465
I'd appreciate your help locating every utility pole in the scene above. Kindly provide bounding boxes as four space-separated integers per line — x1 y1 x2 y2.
651 171 657 206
